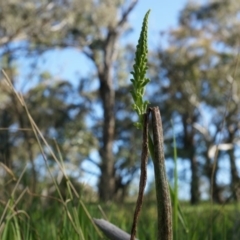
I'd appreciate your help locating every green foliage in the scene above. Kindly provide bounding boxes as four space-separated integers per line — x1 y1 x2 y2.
106 201 240 239
1 200 239 239
0 200 104 240
148 0 240 204
0 0 148 202
130 10 151 128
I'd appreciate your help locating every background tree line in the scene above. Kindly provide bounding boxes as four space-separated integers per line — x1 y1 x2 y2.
0 0 240 205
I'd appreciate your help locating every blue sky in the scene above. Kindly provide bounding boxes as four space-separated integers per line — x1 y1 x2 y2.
127 0 190 46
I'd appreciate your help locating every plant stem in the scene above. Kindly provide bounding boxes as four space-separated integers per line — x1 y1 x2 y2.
130 110 150 240
150 107 172 240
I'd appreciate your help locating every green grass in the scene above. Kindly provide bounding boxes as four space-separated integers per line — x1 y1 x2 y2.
1 199 240 240
0 199 104 240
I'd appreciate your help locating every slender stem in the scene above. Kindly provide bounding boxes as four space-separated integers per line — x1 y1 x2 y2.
130 110 150 240
150 107 172 240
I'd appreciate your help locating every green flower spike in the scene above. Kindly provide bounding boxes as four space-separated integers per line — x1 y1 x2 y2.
130 10 151 129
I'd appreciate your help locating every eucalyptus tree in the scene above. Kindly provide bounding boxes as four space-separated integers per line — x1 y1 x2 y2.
150 0 240 203
0 0 142 201
0 67 94 197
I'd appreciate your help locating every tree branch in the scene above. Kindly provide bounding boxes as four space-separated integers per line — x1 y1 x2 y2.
118 0 138 28
94 218 138 240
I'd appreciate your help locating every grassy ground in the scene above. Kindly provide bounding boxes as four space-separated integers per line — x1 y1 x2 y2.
1 196 240 240
101 200 240 240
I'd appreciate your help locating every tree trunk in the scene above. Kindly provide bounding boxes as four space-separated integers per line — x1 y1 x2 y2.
86 2 137 201
0 109 11 168
204 153 223 203
228 148 240 200
182 114 200 204
95 26 118 201
190 154 200 204
211 160 223 203
98 71 116 201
